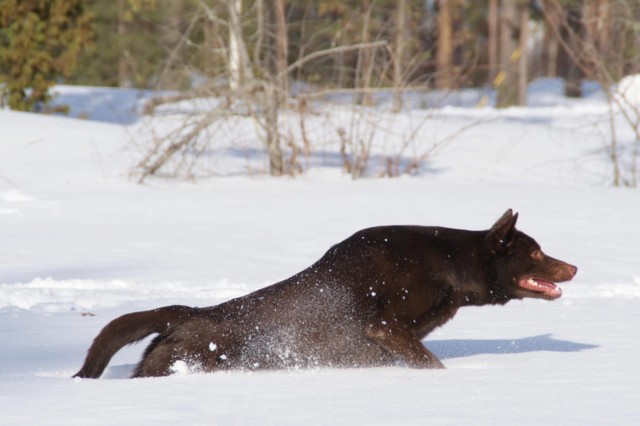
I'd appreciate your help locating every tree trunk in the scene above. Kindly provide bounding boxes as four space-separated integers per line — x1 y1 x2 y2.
203 7 217 79
117 0 129 88
496 0 519 107
228 0 243 91
393 0 407 112
541 19 558 77
258 1 284 176
156 0 185 90
436 0 453 89
585 0 612 78
357 0 374 106
488 0 499 83
517 3 529 106
265 83 283 176
275 0 288 104
562 6 583 98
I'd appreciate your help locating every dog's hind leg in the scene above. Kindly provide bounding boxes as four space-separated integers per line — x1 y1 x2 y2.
131 334 181 377
132 318 231 377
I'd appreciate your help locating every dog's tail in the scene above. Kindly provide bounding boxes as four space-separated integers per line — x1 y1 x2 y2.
73 305 195 379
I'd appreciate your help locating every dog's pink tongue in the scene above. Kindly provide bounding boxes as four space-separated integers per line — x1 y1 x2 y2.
521 278 562 298
540 280 562 297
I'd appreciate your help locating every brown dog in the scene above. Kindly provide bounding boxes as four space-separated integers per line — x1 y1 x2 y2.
74 209 577 378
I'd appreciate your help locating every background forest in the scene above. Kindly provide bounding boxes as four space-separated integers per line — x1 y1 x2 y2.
3 1 640 108
2 0 640 184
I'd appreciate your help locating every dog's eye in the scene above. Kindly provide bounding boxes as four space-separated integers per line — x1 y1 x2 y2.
531 250 543 260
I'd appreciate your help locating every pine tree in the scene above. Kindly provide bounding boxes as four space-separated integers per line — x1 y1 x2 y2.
0 0 92 111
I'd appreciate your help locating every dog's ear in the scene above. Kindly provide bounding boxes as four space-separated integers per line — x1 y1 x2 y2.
486 209 519 254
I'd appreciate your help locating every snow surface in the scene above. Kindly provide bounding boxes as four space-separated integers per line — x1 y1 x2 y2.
1 80 639 425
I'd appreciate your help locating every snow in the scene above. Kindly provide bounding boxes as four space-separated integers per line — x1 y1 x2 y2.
48 85 156 124
616 74 640 107
1 78 639 424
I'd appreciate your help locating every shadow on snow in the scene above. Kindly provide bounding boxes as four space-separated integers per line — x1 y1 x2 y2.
426 333 598 360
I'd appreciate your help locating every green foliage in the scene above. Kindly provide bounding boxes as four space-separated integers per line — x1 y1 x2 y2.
67 0 201 89
0 0 92 111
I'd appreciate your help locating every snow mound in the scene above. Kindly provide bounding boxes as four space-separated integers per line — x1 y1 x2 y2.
0 277 250 311
0 189 33 203
615 74 640 107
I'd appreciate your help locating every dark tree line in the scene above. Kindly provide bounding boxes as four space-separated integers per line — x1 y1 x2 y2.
3 0 640 111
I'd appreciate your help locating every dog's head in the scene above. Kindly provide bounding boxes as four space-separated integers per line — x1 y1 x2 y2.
485 209 577 301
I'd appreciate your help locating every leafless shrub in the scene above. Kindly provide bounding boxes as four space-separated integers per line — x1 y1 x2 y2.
337 125 371 179
542 0 640 187
130 0 395 183
131 1 491 183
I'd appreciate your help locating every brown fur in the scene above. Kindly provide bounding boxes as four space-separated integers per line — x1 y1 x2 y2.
74 209 577 378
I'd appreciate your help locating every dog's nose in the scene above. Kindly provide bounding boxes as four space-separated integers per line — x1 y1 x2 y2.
566 264 578 278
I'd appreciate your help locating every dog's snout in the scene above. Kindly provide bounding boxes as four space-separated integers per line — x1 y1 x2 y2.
558 263 578 281
545 255 578 282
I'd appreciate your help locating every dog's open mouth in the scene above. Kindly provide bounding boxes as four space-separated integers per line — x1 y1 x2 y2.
518 277 562 299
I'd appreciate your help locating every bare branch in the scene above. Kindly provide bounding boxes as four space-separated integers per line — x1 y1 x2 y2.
284 41 389 76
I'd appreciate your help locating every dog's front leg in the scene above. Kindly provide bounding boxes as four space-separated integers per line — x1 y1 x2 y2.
365 325 445 369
